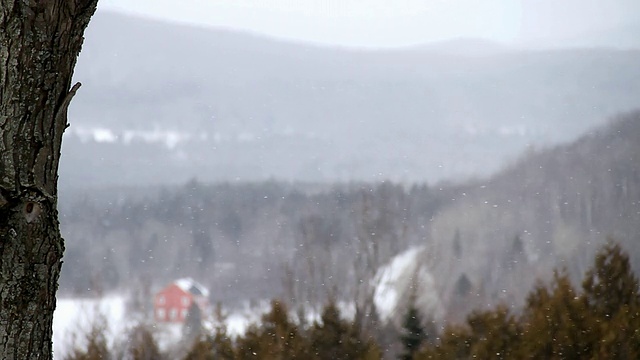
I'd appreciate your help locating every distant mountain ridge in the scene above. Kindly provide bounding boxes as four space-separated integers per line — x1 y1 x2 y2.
62 11 640 189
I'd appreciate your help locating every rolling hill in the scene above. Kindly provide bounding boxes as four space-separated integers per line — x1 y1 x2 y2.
423 111 640 319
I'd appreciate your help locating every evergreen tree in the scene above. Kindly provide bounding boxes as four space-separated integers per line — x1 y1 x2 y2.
65 315 111 360
415 241 640 360
235 300 307 360
211 329 236 360
398 305 426 360
582 241 640 359
452 229 462 260
519 271 594 359
125 324 164 360
184 341 216 360
582 241 640 319
187 302 236 360
183 303 203 346
235 326 263 360
506 234 525 270
309 300 379 360
466 305 520 359
185 330 235 360
414 324 472 360
454 274 472 298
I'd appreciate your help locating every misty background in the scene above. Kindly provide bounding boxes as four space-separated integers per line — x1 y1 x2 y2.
55 1 640 357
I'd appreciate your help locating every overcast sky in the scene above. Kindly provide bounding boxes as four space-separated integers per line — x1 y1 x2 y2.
99 0 640 48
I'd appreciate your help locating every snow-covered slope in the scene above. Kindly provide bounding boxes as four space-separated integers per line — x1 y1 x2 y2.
373 246 443 326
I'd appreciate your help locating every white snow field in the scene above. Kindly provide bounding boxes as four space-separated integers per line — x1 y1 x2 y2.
53 295 268 358
53 295 127 359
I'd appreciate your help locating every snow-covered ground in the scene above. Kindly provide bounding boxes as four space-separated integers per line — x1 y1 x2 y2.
53 296 272 358
53 249 438 358
373 246 443 325
53 296 127 359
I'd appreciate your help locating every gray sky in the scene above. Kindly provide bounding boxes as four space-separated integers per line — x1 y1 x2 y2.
99 0 639 48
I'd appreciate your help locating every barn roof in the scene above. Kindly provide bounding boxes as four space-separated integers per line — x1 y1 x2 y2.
175 277 209 297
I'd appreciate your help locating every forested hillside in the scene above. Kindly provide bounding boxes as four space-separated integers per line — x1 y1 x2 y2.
427 110 640 322
60 111 640 328
60 180 437 303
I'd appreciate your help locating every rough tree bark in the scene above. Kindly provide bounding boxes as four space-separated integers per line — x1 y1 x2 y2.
0 1 97 358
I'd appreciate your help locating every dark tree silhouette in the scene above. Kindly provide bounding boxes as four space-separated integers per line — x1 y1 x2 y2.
398 305 427 360
0 1 98 358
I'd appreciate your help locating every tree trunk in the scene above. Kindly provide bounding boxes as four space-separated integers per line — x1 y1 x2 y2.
0 1 97 358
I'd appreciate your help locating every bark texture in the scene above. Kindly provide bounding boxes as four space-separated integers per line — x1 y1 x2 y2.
0 1 97 358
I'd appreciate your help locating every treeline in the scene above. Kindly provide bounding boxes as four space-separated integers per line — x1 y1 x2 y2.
59 180 442 304
65 242 639 360
415 242 640 359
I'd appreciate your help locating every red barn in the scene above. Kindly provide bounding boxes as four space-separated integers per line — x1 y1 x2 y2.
154 278 209 323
